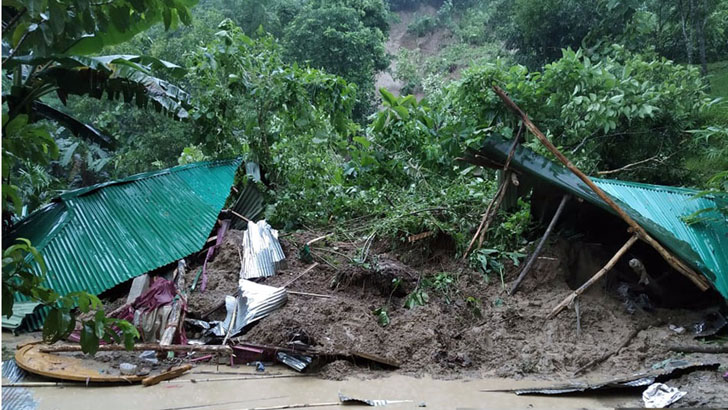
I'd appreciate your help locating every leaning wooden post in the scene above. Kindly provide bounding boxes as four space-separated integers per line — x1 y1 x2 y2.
463 125 523 259
548 234 639 319
491 85 709 291
160 260 187 346
509 194 570 295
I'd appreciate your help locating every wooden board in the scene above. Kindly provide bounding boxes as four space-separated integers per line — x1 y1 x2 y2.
15 343 145 383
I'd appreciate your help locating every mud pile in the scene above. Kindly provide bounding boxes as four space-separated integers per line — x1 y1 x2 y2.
192 231 722 382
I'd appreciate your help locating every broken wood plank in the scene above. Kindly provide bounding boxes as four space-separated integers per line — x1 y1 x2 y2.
547 234 639 319
142 364 192 386
492 85 710 292
39 344 233 354
160 260 187 346
509 194 570 295
351 351 400 368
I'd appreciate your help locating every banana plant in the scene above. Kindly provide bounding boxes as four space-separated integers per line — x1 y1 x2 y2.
3 54 191 149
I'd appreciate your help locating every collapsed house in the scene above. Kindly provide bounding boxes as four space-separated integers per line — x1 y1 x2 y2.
465 135 728 305
3 158 263 331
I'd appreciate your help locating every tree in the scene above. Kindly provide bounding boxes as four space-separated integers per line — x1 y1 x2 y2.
454 46 711 184
2 0 195 354
282 0 390 119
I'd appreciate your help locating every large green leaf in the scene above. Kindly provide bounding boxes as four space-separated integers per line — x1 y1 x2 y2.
32 102 115 149
2 0 198 58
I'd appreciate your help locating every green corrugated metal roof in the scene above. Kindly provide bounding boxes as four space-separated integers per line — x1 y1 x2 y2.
470 136 728 299
3 158 242 330
2 301 41 330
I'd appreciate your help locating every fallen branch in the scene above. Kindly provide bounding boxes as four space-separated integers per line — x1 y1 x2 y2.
288 291 332 299
223 209 252 223
39 344 233 354
668 345 728 354
492 85 709 291
509 195 570 295
283 263 320 288
596 153 662 176
548 234 639 319
306 234 332 246
463 125 523 259
574 323 650 375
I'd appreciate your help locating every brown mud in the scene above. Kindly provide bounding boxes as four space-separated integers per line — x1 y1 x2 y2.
185 229 726 405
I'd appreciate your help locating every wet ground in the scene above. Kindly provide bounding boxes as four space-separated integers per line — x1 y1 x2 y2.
3 359 640 410
3 231 727 408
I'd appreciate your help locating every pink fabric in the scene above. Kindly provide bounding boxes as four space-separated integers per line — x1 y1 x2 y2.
132 278 176 312
201 219 231 292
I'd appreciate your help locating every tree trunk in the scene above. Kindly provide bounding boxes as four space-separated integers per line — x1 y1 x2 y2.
679 0 695 64
697 0 709 75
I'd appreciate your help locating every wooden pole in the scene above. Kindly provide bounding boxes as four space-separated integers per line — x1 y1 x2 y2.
547 234 639 319
39 344 233 354
142 365 192 386
463 126 523 259
509 194 570 295
492 85 709 291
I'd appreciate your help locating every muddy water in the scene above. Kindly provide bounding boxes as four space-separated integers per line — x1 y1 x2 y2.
18 364 636 410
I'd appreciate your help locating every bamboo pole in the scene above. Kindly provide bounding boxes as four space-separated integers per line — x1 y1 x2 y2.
509 194 570 295
492 85 709 291
548 234 639 319
39 343 233 354
463 126 523 259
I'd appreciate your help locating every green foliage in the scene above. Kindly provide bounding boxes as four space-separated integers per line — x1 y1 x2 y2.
455 46 713 184
407 14 438 37
1 0 196 58
2 239 139 353
186 20 356 176
404 286 429 309
372 306 390 326
178 145 208 165
282 0 389 118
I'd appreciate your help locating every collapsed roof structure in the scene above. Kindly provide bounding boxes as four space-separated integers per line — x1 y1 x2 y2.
466 135 728 300
4 158 254 331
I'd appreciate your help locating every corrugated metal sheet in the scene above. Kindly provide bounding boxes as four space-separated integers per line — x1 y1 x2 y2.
469 136 728 299
4 159 242 331
210 279 287 337
2 301 41 330
2 360 37 410
240 220 286 279
594 179 728 298
230 185 265 229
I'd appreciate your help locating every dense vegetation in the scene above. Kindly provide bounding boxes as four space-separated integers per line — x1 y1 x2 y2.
2 0 727 348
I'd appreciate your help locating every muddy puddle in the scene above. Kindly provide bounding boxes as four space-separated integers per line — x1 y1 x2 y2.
4 362 640 410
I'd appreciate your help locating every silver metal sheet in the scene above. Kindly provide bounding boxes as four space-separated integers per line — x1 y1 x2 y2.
240 220 286 279
210 280 287 337
276 352 312 372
